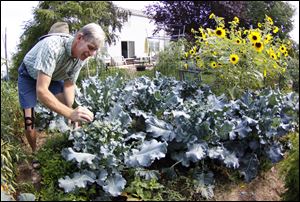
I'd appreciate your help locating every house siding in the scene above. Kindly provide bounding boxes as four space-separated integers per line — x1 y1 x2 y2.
106 8 168 62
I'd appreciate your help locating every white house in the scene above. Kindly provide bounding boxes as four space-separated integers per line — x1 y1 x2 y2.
104 8 170 66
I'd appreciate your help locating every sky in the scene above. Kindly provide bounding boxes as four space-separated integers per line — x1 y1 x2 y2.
1 1 299 62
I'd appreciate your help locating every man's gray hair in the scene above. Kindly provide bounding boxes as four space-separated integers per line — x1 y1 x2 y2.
78 23 105 49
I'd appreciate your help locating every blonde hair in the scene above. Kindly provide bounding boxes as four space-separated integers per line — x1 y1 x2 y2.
77 23 105 49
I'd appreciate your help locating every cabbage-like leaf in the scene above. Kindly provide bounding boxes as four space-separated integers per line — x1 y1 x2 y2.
163 92 183 109
124 132 147 142
18 193 36 201
193 171 215 199
96 169 108 186
145 117 176 141
206 94 226 111
102 173 126 197
172 110 190 119
1 191 15 201
49 117 70 132
170 151 192 167
107 103 132 127
224 152 239 169
265 143 283 163
239 153 259 182
186 143 207 162
125 139 167 167
208 146 225 160
58 171 96 192
217 120 234 140
233 119 252 139
62 148 96 165
135 168 160 180
193 170 214 186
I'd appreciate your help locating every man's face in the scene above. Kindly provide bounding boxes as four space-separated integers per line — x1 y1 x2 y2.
72 34 98 60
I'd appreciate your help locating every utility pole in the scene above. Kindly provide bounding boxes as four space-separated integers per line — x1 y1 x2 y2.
4 27 9 80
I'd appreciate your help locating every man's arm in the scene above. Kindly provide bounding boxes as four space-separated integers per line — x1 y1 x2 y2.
63 79 75 108
36 71 93 122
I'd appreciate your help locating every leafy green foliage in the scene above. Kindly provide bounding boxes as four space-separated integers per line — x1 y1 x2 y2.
1 81 25 196
154 38 191 79
244 1 295 40
36 73 299 199
184 14 294 98
125 176 164 200
279 133 299 201
145 1 295 42
1 140 22 195
10 1 130 81
1 81 24 141
35 132 95 201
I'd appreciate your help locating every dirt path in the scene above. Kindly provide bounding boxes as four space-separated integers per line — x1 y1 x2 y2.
213 166 286 201
16 131 48 192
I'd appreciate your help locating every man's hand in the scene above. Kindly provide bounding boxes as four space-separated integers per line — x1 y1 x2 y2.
68 119 80 129
70 106 94 122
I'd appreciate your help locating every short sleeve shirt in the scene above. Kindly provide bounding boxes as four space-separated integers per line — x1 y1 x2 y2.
23 34 85 83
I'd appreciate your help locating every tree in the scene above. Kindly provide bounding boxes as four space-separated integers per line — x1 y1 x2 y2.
145 1 295 42
243 1 295 39
10 1 130 81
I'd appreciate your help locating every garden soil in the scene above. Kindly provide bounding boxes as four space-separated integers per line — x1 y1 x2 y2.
16 133 287 201
213 165 286 201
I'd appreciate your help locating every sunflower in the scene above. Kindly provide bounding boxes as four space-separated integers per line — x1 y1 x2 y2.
195 55 201 61
233 16 239 24
210 61 217 68
273 26 279 33
184 63 188 69
199 32 207 40
266 15 273 25
279 45 287 53
270 52 278 60
189 49 196 55
209 13 215 19
258 23 262 28
236 38 242 44
215 27 226 38
248 31 261 43
264 34 272 44
229 54 239 65
254 42 264 52
184 52 189 58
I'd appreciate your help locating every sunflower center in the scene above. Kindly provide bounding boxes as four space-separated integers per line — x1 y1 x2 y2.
216 30 222 35
232 57 236 61
252 36 257 40
255 43 262 48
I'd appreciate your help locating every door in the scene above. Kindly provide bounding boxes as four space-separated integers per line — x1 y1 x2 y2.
121 41 135 58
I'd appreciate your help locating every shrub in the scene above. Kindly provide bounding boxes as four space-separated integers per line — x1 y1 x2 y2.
1 81 24 141
279 133 299 201
155 39 191 79
184 14 294 98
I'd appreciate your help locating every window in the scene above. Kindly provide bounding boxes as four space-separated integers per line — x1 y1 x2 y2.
149 40 160 53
